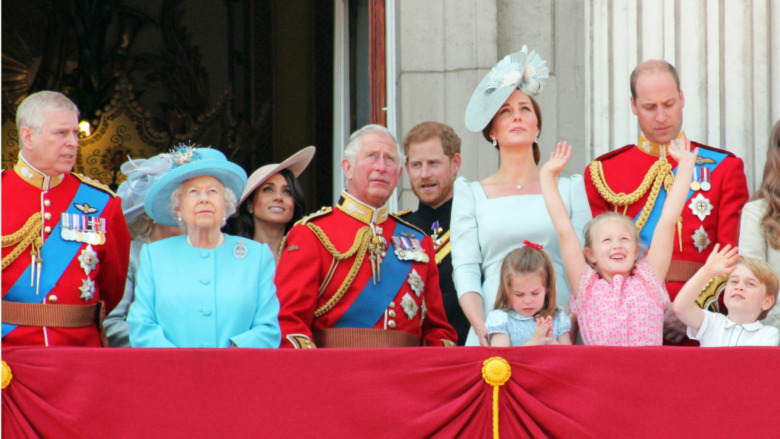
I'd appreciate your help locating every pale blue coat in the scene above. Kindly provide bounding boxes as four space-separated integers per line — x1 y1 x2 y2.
128 234 281 348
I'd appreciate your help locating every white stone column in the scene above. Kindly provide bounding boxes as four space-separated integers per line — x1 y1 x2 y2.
396 0 498 209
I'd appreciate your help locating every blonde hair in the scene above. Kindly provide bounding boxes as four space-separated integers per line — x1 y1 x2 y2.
582 212 643 272
757 119 780 249
734 256 779 320
494 246 557 317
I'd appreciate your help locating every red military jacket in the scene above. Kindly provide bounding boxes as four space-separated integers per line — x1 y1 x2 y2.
584 135 749 301
2 157 130 346
275 192 457 348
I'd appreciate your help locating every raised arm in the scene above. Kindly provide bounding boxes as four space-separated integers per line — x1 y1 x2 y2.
673 244 738 332
540 142 586 297
646 136 698 282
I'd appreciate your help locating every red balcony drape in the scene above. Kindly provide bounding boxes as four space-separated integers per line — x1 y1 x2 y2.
2 346 777 438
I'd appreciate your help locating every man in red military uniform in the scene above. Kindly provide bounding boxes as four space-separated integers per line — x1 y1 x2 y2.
275 124 457 348
2 91 130 347
584 60 749 344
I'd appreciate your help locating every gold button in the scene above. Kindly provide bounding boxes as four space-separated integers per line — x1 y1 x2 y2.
44 212 52 220
44 199 51 207
49 295 58 304
44 226 52 234
388 302 395 308
388 320 396 328
388 310 396 318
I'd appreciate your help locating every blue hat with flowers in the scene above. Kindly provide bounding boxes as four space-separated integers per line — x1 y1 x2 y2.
464 45 549 132
117 153 174 223
144 143 247 226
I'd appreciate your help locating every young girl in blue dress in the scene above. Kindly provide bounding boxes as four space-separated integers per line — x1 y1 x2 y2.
486 242 572 346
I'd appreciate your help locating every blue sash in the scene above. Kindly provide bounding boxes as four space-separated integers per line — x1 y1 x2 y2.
2 182 109 337
334 221 420 328
636 147 728 247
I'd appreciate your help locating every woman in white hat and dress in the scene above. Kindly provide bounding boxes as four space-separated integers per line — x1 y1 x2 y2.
451 46 592 346
232 146 315 264
127 144 281 348
104 154 184 347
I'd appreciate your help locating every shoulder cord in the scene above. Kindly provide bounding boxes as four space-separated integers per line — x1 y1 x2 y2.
1 213 43 270
306 223 373 318
589 159 673 231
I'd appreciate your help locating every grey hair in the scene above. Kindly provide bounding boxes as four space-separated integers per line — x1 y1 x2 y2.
16 91 79 133
170 180 238 231
343 124 403 166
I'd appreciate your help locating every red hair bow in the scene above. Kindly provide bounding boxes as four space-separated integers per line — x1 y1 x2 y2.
523 240 543 250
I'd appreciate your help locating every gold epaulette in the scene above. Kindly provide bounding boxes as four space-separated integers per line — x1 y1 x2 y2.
394 208 412 217
696 274 726 313
296 206 332 226
72 173 117 197
389 213 426 235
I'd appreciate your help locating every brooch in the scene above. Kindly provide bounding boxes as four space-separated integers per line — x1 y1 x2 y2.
233 240 248 259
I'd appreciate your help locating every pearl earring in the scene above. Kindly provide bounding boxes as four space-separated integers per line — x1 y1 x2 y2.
492 139 497 147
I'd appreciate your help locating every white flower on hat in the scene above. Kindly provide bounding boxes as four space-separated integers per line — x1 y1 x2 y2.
523 64 536 79
501 70 523 88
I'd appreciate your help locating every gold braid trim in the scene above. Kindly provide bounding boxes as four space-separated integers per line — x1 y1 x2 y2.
306 223 373 318
2 213 43 270
589 159 673 231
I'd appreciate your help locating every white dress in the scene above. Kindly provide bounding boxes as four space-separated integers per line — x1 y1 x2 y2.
451 175 592 346
738 199 780 331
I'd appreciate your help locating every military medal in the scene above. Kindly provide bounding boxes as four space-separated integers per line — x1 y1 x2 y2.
88 217 106 245
79 278 96 301
699 167 711 191
431 221 443 247
692 226 711 253
407 269 424 297
391 235 430 264
401 293 419 319
234 240 248 259
60 213 75 241
690 167 701 191
78 245 99 275
688 193 714 221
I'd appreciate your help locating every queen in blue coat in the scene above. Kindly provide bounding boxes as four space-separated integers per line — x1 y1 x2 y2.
128 146 281 348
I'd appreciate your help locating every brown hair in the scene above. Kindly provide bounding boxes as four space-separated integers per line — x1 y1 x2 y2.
493 246 557 317
630 60 680 100
481 95 542 165
734 256 779 320
757 119 780 249
582 212 643 272
402 121 461 159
